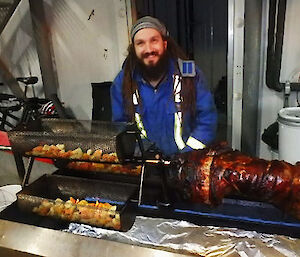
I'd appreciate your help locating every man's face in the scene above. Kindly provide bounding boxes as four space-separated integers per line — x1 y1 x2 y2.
133 28 167 67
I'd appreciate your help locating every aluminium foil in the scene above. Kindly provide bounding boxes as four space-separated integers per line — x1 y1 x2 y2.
65 216 300 256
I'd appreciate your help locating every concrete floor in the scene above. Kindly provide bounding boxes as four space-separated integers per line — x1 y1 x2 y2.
0 151 56 187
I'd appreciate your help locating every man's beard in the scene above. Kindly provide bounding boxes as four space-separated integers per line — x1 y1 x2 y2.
136 51 169 81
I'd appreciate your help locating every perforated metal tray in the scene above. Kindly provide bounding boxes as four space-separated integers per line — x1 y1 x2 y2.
17 174 138 231
8 119 139 162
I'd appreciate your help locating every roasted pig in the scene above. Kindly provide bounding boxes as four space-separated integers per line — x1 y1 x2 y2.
174 142 300 220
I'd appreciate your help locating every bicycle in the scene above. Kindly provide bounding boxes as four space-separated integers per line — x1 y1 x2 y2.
0 76 68 185
0 76 66 131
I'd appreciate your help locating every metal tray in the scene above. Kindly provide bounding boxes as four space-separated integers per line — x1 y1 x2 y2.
17 174 138 231
7 119 140 162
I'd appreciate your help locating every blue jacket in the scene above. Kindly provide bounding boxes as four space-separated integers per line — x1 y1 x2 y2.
111 59 217 156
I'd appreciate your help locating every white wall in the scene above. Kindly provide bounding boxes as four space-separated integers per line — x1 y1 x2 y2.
258 0 300 160
0 0 43 97
280 0 300 108
43 0 131 120
280 0 300 85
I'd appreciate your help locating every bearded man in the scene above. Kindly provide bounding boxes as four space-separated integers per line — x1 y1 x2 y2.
111 16 217 156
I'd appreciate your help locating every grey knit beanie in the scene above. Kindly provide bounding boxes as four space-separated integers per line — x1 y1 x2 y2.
130 16 169 41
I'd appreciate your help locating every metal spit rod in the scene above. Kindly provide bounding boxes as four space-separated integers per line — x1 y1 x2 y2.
138 164 145 206
145 159 171 165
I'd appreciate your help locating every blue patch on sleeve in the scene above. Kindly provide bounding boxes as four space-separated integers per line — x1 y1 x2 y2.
188 62 193 73
178 58 196 77
182 62 187 74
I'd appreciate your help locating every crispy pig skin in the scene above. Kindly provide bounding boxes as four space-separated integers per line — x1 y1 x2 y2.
176 142 300 220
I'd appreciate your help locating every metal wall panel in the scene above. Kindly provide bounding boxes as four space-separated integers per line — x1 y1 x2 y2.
241 0 262 156
227 0 245 150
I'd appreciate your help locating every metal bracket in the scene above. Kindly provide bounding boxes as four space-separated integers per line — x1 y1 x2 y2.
13 153 35 187
284 81 291 107
21 157 35 187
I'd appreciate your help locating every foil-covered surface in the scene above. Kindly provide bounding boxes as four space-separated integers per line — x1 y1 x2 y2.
65 216 300 256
